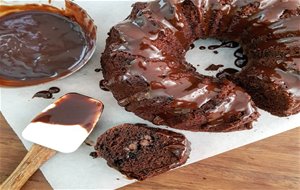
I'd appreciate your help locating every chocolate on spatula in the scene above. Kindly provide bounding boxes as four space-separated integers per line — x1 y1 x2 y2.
1 93 103 190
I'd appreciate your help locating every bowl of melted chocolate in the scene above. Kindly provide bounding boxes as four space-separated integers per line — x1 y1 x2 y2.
0 0 97 87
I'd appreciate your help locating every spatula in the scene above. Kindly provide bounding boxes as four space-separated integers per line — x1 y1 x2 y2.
0 93 104 190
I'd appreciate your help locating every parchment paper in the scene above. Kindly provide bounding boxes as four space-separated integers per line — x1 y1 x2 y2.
1 1 299 189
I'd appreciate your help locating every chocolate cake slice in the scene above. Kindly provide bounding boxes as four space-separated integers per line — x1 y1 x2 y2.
93 123 190 180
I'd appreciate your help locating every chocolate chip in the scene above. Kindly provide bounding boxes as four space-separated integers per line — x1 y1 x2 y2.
128 142 137 151
140 139 150 146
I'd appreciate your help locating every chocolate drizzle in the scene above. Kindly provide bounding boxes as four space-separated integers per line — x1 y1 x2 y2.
205 64 224 71
208 41 239 50
33 87 60 99
234 48 248 68
32 93 103 132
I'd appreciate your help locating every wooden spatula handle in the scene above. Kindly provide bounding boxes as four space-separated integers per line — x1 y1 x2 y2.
0 144 56 190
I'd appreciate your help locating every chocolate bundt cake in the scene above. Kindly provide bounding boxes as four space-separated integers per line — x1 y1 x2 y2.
101 0 300 131
93 123 190 180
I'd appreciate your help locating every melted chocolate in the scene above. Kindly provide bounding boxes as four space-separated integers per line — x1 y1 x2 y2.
205 64 224 71
199 46 206 50
95 68 102 72
208 41 239 50
190 43 195 49
0 1 96 87
48 87 60 94
32 93 103 132
127 59 219 109
33 87 60 99
234 48 248 68
33 91 53 99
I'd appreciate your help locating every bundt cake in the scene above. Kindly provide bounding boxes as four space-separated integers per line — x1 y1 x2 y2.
101 0 300 132
93 123 190 180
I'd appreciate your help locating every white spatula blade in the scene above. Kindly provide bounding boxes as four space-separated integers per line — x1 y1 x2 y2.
22 93 103 153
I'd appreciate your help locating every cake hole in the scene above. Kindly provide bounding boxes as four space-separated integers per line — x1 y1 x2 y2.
185 38 244 78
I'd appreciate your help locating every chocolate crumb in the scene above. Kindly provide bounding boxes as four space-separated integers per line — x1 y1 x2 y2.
95 68 102 72
205 64 224 71
90 152 98 158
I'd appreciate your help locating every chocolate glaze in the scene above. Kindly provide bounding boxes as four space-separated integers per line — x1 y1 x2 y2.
33 87 60 99
190 43 195 49
208 41 239 50
32 93 103 132
234 48 248 68
95 68 102 72
205 64 224 71
48 87 60 94
199 46 206 50
33 91 53 99
0 1 97 87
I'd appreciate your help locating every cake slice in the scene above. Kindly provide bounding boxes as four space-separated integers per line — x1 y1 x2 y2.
93 123 190 180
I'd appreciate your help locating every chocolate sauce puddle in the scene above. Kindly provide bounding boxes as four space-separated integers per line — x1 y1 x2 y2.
33 87 60 99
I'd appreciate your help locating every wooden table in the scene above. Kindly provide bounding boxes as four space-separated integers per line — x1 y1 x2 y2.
1 112 299 189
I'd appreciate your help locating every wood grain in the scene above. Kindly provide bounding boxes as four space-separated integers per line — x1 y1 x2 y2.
0 144 56 190
0 112 299 190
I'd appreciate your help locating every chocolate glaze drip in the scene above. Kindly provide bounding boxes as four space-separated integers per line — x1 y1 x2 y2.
95 68 102 72
48 87 60 94
0 11 87 81
127 59 219 109
199 46 206 50
234 48 248 68
32 93 103 132
251 66 300 99
208 41 239 50
190 43 195 49
206 88 255 129
33 87 60 99
33 91 53 99
205 64 224 71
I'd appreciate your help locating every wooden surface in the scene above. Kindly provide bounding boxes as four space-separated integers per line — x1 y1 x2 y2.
0 112 299 190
